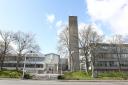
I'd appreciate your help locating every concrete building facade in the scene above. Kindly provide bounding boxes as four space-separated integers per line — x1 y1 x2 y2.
92 43 128 72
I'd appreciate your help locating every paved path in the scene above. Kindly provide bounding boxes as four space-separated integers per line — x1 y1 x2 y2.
0 80 128 85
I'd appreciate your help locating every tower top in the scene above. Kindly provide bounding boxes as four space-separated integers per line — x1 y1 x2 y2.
69 16 77 17
69 16 77 19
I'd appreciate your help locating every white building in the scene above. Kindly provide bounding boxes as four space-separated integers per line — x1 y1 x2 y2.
3 52 45 74
44 53 60 74
3 53 61 75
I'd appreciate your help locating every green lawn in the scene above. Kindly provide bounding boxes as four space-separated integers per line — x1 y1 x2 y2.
58 71 92 80
58 71 128 80
97 71 128 80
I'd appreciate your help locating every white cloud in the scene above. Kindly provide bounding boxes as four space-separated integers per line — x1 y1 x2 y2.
78 23 88 30
10 42 17 51
78 22 103 35
91 23 104 35
56 20 63 35
86 0 128 34
103 34 128 43
46 14 55 23
57 23 67 36
56 22 103 36
56 20 62 27
55 20 68 36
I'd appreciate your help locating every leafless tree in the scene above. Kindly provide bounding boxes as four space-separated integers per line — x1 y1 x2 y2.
0 30 14 70
79 25 103 74
57 26 69 56
58 24 103 72
57 26 71 70
13 31 40 70
58 25 81 71
108 34 123 71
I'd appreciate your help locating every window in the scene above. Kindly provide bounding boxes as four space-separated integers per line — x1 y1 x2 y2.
95 61 108 67
109 61 117 67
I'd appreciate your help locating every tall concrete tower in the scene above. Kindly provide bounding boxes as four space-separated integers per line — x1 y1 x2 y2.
69 16 80 71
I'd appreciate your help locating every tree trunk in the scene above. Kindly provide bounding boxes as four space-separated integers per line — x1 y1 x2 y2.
0 57 3 70
16 54 20 70
0 55 5 70
116 47 121 72
91 49 96 78
68 54 72 71
16 57 19 70
117 54 121 72
85 57 89 73
83 49 89 73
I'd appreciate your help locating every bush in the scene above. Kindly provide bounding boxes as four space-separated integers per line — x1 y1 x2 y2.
0 70 22 78
23 74 32 79
58 75 64 79
9 72 21 78
0 69 33 79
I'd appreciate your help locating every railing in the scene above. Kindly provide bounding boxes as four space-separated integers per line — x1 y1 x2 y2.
95 67 128 69
33 74 60 80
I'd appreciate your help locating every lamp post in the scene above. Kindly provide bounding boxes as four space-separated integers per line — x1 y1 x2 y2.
60 59 63 75
34 59 36 74
22 55 26 79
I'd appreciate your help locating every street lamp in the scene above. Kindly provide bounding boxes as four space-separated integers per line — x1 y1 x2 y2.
22 55 26 79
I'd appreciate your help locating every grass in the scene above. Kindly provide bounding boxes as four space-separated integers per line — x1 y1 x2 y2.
58 71 128 80
58 71 92 80
1 70 127 80
97 71 128 80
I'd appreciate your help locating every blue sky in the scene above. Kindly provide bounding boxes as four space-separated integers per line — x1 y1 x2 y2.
0 0 128 54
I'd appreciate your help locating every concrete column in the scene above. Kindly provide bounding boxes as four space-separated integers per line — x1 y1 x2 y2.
68 16 80 71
